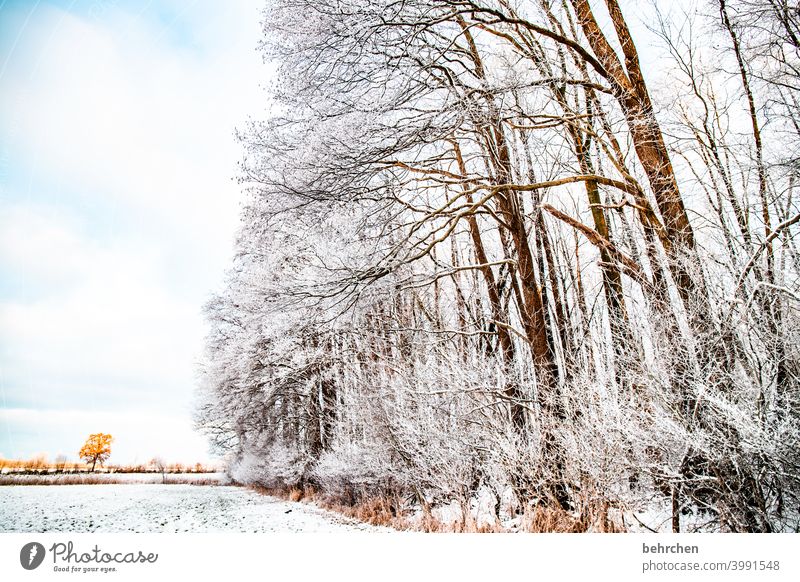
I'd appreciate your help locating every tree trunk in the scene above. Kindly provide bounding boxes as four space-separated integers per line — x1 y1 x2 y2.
572 0 705 307
458 17 569 507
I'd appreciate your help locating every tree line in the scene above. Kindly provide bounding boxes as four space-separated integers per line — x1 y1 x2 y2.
197 0 800 532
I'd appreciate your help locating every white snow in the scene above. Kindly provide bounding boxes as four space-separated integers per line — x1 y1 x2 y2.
0 484 387 533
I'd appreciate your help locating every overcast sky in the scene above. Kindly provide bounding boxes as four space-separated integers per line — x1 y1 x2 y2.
0 0 269 464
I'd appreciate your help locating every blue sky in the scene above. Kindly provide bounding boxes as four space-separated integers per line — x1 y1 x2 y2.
0 0 269 464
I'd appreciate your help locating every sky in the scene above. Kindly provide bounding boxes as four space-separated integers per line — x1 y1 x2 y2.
0 0 270 464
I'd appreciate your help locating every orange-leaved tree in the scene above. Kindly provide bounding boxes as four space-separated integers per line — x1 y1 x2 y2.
79 433 113 471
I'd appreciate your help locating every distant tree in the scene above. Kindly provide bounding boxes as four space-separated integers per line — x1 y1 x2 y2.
150 457 167 483
79 433 113 472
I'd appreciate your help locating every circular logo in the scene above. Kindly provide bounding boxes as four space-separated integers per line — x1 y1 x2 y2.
20 542 46 570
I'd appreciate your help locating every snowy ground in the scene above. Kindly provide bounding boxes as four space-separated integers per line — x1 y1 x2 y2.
0 484 385 533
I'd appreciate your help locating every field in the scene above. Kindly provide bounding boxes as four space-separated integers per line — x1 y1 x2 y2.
0 472 224 486
0 484 385 533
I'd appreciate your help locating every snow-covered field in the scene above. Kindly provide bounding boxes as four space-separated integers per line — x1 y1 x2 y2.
0 484 384 533
0 472 225 485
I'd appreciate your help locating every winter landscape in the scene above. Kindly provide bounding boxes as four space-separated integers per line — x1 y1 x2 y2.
0 483 380 533
2 0 799 536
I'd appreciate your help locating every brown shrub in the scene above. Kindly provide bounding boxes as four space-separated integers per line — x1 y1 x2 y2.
246 483 625 533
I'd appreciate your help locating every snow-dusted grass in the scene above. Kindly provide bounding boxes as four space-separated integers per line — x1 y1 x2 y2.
0 472 226 486
0 484 387 533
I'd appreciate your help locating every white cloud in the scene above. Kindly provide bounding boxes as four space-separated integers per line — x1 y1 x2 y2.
0 203 95 286
0 0 269 463
3 2 264 250
0 215 202 409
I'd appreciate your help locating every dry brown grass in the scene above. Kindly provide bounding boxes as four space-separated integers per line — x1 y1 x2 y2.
0 456 84 472
520 505 587 532
323 495 399 527
0 474 221 486
0 456 218 474
287 487 305 502
247 483 626 532
520 498 626 533
248 483 410 528
0 475 129 486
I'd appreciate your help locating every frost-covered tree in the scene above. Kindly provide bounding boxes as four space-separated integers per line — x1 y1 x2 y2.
197 0 800 532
